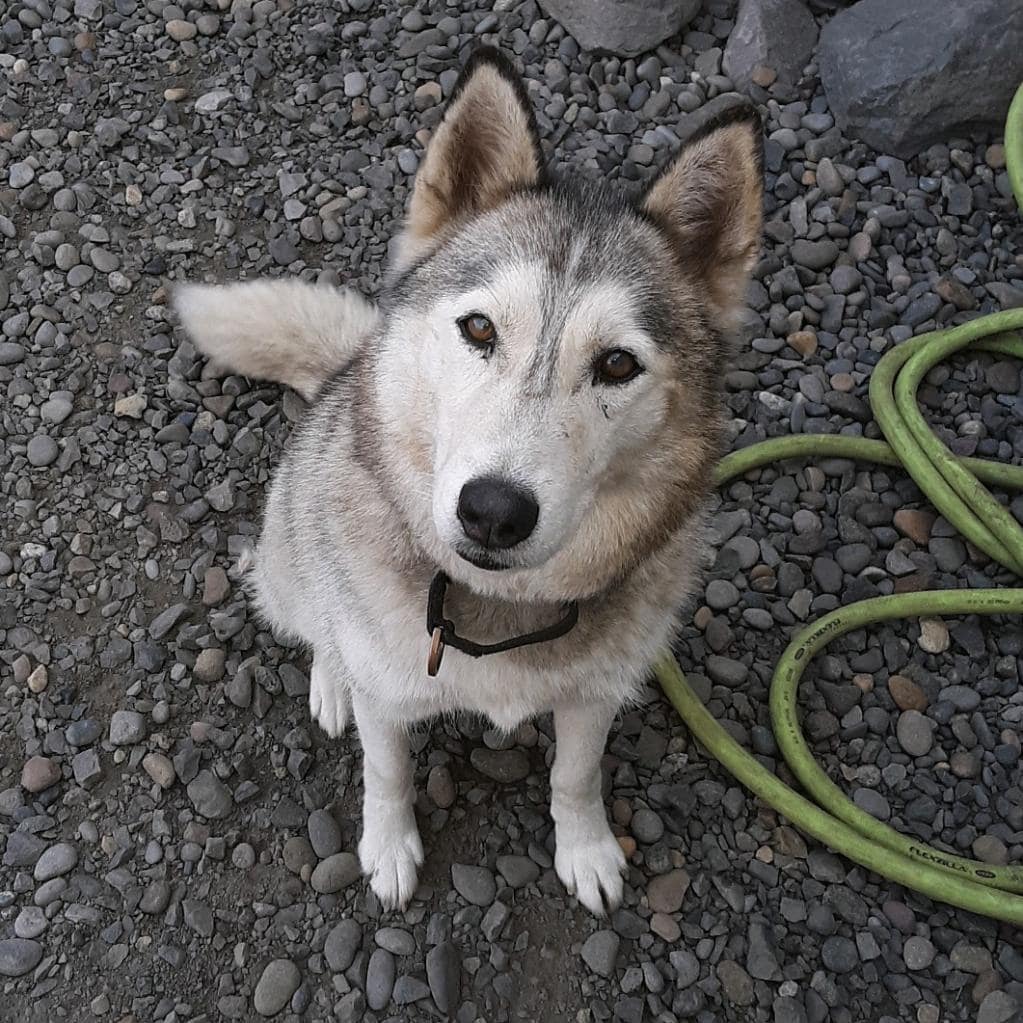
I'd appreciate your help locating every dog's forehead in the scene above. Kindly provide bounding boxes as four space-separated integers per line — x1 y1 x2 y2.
393 185 655 293
395 185 693 348
463 187 660 289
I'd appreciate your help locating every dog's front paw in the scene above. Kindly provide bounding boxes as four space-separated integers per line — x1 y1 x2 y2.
309 658 351 737
555 823 627 917
359 810 424 910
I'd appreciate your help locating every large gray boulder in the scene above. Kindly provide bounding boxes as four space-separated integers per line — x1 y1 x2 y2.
818 0 1023 158
723 0 818 90
537 0 701 57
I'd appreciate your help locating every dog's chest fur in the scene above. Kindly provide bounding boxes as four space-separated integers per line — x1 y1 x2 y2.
247 359 708 730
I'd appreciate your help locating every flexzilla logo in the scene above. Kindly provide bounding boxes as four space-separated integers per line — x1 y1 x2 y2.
909 845 996 880
793 616 845 661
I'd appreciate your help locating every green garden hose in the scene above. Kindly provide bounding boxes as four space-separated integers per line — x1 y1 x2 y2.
654 84 1023 926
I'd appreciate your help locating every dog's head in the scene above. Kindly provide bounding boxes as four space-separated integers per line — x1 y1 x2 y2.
377 49 763 602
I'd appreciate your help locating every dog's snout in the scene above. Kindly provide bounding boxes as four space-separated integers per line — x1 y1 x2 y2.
457 477 539 550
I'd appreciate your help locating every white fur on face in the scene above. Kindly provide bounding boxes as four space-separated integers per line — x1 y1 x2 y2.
387 265 673 577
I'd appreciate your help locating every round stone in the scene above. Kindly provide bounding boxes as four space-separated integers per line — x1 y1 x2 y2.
647 869 690 914
8 162 35 188
426 942 461 1014
821 935 858 973
40 394 73 424
950 750 980 778
166 18 197 41
375 927 416 956
324 919 362 973
973 834 1009 865
366 948 396 1011
942 685 981 712
918 617 950 653
307 808 342 858
14 907 47 939
896 710 934 757
193 647 225 682
0 938 43 977
888 675 927 711
310 852 360 894
0 343 26 365
21 756 61 792
450 863 496 906
426 765 456 809
344 71 367 97
109 709 146 745
852 788 891 821
89 247 119 272
631 808 665 844
232 843 256 869
977 991 1020 1023
33 842 78 882
791 238 839 271
142 753 175 789
650 912 681 942
829 265 863 294
27 435 59 467
253 959 300 1017
283 836 316 875
705 579 740 610
904 936 936 971
66 718 101 746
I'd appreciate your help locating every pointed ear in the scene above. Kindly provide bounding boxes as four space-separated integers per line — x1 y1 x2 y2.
642 104 763 322
403 47 543 254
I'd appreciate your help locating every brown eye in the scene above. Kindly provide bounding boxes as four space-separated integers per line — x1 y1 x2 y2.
459 314 496 348
595 349 642 385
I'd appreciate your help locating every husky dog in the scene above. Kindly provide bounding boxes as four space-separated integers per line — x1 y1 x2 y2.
174 48 762 916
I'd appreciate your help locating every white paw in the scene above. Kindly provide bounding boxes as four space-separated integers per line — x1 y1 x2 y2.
309 659 350 737
359 808 424 911
555 822 627 917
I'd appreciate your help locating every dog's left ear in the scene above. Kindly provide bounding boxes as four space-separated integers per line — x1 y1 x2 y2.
642 105 763 322
402 48 543 258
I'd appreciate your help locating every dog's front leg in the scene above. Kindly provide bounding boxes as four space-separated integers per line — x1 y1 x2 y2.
551 698 627 916
309 652 352 738
353 693 424 910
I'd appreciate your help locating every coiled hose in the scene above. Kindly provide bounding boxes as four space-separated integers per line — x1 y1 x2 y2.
654 85 1023 925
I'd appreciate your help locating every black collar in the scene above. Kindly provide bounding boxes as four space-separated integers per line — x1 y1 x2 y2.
426 571 579 676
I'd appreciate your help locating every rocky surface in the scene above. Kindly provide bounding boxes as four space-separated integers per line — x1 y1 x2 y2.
723 0 818 91
1 1 1022 1022
818 0 1023 157
537 0 701 58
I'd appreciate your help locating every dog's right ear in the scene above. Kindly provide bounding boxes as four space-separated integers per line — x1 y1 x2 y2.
641 103 763 324
401 48 543 259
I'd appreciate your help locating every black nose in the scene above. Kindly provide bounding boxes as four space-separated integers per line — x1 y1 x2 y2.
457 477 539 550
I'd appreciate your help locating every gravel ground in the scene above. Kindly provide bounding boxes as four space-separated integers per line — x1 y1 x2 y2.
2 1 1023 1022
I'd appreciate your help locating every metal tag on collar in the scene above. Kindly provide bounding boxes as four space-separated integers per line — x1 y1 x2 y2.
427 626 445 677
425 570 580 678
